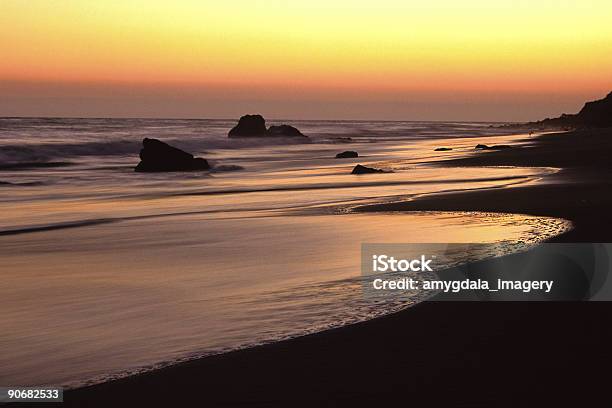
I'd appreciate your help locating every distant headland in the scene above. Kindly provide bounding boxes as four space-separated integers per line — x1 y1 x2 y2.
526 91 612 129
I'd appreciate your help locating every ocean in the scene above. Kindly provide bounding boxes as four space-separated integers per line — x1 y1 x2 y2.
0 118 569 387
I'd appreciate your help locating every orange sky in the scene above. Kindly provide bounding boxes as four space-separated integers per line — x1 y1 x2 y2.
1 1 611 120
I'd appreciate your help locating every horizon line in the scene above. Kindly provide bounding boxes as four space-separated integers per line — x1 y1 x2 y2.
0 115 517 124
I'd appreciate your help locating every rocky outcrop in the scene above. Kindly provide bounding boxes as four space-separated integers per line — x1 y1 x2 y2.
266 125 305 138
528 91 612 128
351 164 385 174
228 115 308 138
228 115 267 137
135 138 209 172
575 91 612 127
475 144 512 150
335 151 359 158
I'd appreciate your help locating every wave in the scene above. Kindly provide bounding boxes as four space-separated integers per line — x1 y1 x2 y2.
0 141 140 163
0 174 534 237
64 284 435 390
0 118 521 167
0 161 74 170
167 175 531 198
0 136 314 165
60 217 568 391
0 180 47 186
0 219 114 236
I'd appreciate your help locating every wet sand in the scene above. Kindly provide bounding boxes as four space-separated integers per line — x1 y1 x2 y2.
359 128 612 242
58 129 612 407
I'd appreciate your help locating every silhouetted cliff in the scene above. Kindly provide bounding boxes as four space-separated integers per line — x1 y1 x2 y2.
529 92 612 128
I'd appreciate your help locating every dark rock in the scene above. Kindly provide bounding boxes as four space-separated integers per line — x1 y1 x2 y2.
266 125 306 138
475 144 512 150
228 115 308 138
434 147 453 151
135 138 209 172
576 91 612 127
351 164 385 174
335 151 359 158
228 114 267 138
192 158 210 168
526 91 612 128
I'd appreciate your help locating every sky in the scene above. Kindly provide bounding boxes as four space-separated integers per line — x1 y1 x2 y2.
1 1 611 121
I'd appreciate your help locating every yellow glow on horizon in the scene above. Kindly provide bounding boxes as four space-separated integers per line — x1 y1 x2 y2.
1 0 611 94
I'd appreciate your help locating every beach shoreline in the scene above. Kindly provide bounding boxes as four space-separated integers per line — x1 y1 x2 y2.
55 128 612 407
358 128 612 242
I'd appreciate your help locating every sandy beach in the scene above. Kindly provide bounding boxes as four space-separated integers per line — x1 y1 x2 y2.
51 128 612 407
